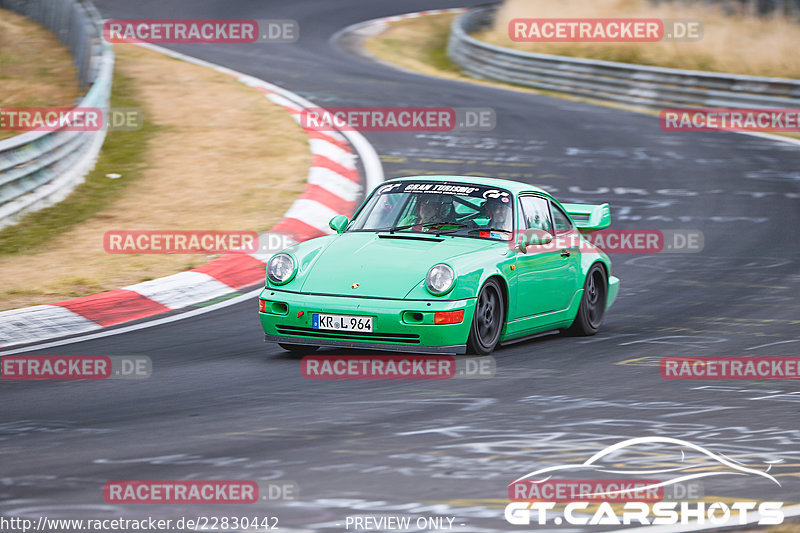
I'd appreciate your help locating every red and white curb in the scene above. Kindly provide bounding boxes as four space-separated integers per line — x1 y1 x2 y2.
0 43 383 349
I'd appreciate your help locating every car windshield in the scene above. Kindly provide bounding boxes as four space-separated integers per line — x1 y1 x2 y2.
348 181 514 241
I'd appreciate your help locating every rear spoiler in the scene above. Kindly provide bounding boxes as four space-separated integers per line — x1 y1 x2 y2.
561 203 611 232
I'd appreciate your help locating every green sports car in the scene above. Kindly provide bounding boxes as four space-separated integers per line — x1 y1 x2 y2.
259 176 619 355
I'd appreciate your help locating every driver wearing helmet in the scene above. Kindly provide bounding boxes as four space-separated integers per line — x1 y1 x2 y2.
484 196 512 232
417 194 443 226
399 194 455 230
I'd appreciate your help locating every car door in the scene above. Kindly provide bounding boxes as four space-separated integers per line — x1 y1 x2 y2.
514 195 577 318
549 200 582 304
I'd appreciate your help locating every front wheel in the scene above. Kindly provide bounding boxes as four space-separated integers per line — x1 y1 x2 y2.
467 279 505 355
566 264 607 336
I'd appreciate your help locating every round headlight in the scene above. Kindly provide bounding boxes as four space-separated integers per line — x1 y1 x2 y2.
267 253 295 285
426 264 455 295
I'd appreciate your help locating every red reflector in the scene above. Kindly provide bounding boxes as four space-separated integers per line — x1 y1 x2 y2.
434 309 465 325
258 299 266 313
479 231 490 238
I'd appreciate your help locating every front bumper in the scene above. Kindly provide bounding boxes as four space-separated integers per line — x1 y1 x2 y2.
259 289 476 355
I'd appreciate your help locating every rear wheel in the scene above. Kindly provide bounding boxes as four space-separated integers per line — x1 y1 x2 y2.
467 278 505 355
278 343 318 355
566 264 607 336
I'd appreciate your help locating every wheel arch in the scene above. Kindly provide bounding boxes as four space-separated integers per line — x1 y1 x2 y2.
484 274 510 320
580 251 611 288
589 260 609 286
570 260 609 324
467 273 508 355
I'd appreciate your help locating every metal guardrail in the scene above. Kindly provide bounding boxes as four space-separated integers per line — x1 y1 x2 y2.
0 0 113 229
447 5 800 111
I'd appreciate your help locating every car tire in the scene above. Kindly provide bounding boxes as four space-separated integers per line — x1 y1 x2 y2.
278 343 318 354
467 278 505 355
566 264 607 336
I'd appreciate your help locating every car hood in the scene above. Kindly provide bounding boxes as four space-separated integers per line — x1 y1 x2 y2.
298 232 496 298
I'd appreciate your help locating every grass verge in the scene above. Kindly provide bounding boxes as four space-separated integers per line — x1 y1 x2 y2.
484 0 800 79
0 8 81 140
364 14 645 108
364 13 800 140
0 70 154 256
0 44 311 310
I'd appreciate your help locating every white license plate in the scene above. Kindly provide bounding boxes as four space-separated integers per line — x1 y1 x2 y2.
313 313 373 332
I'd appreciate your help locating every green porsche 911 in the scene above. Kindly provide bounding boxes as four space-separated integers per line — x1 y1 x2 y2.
259 176 619 355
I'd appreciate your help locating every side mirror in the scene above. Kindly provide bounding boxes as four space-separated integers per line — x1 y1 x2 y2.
528 231 553 246
515 230 553 253
516 234 527 254
329 215 349 234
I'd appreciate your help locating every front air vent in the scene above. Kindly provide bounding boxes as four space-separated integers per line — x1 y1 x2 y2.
276 325 420 344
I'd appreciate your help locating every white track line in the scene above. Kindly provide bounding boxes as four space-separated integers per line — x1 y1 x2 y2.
0 288 262 355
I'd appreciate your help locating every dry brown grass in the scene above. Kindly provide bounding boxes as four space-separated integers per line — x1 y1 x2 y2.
0 8 81 140
481 0 800 78
364 14 639 107
365 13 800 141
0 44 310 310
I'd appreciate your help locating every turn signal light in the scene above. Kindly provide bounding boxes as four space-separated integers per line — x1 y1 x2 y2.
434 310 465 325
258 299 266 313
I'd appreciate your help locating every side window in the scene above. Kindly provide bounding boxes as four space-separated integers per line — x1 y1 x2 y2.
551 203 574 234
519 196 552 233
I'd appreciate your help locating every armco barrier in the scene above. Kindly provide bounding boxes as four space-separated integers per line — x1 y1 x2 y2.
0 0 113 229
447 5 800 111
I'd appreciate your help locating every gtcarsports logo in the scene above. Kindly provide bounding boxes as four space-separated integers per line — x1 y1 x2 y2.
505 436 784 527
505 501 783 526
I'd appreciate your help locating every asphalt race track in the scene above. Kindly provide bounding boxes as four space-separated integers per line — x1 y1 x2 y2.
2 0 800 531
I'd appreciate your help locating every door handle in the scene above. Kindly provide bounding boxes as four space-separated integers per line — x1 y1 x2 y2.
560 249 570 257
